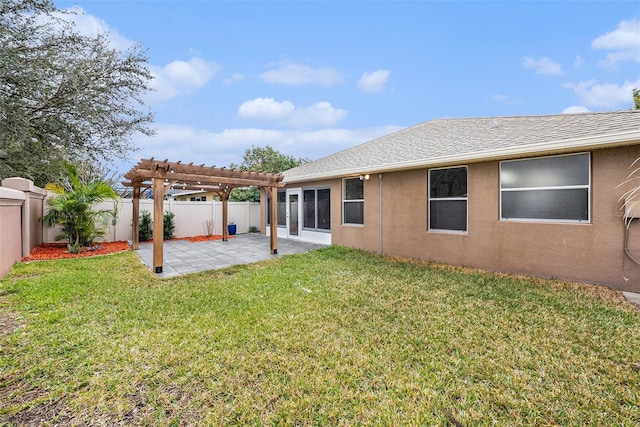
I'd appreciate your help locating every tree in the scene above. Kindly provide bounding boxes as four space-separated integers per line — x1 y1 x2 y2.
633 88 640 110
42 163 119 253
0 0 154 186
228 145 308 202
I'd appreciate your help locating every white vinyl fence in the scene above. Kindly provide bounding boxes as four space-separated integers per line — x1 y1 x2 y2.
44 199 261 243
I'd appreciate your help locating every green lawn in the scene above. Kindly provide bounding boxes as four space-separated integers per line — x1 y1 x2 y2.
1 247 638 426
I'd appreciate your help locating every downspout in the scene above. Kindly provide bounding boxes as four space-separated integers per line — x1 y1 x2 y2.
379 173 383 255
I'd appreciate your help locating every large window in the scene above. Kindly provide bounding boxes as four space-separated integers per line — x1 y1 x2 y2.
500 153 590 222
343 177 364 225
303 188 331 231
429 166 468 232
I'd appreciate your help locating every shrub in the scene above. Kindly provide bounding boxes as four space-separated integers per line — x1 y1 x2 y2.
139 210 153 241
163 211 176 240
203 219 215 237
42 163 118 248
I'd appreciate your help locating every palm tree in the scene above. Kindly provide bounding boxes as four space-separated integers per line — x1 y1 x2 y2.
42 163 119 253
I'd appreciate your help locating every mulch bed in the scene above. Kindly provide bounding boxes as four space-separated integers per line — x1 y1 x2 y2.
22 241 132 262
22 235 232 261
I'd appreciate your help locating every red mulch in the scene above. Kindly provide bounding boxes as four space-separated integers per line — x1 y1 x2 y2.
22 241 131 262
22 235 232 261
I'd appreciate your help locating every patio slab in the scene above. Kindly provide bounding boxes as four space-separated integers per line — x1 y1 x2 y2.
135 233 327 278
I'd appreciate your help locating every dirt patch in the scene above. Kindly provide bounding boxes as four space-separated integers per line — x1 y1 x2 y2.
0 311 22 338
7 397 71 426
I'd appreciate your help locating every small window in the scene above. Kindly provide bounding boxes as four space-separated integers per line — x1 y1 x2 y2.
343 178 364 225
276 190 286 226
304 189 316 228
303 188 331 231
317 188 331 230
428 166 468 232
267 193 271 225
500 153 590 222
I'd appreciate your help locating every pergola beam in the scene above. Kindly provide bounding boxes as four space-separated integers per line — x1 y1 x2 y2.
128 169 283 188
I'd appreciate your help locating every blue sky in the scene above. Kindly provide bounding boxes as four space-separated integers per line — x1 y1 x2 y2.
53 0 640 172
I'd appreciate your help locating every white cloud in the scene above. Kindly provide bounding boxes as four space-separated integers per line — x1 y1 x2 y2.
592 19 640 67
491 93 522 106
593 19 640 49
260 62 343 86
522 56 564 75
562 106 590 114
130 124 402 168
564 77 640 108
237 98 347 129
46 6 135 51
357 69 391 93
237 98 295 121
287 102 348 128
49 8 219 103
149 57 221 100
224 73 245 85
573 55 584 69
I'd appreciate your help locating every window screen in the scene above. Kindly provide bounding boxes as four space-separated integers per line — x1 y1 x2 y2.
500 153 590 221
428 167 467 232
343 178 364 225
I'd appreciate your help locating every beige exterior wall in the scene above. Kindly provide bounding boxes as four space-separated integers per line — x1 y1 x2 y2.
287 145 640 292
2 177 46 256
0 187 26 277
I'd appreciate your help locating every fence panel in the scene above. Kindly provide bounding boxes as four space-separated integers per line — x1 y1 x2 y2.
45 199 261 242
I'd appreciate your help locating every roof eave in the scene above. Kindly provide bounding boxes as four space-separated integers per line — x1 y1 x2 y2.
283 130 640 184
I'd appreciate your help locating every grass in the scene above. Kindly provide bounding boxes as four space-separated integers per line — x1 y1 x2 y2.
0 247 639 426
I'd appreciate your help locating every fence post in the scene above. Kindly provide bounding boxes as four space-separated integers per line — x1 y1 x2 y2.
2 178 46 256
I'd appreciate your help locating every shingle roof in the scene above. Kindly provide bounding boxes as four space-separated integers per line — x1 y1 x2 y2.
283 110 640 183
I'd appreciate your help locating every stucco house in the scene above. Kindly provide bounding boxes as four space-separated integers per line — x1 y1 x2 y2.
261 110 640 292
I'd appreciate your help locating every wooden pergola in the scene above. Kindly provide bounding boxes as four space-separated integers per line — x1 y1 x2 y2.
123 158 285 274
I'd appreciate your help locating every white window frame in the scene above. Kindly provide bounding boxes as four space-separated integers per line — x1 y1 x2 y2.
303 187 331 232
428 166 468 233
499 152 591 223
343 177 364 225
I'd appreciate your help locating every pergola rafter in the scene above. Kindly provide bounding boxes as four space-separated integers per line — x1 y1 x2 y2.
122 158 284 274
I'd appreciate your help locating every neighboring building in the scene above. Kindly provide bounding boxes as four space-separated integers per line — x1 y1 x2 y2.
261 111 640 292
170 190 213 202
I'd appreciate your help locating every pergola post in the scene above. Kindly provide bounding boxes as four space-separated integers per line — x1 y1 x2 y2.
152 177 164 273
270 186 278 254
221 190 229 242
132 184 140 250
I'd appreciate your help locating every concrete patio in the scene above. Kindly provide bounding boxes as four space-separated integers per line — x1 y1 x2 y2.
135 233 327 278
